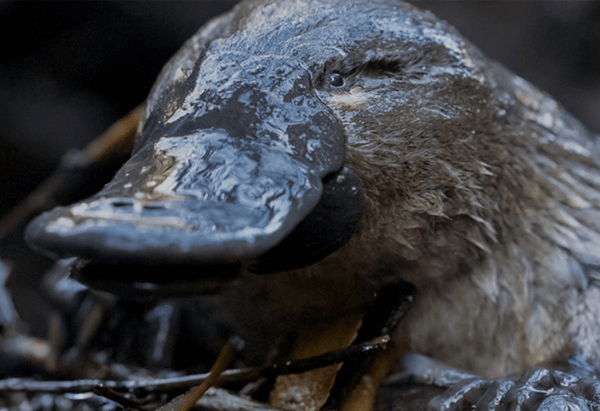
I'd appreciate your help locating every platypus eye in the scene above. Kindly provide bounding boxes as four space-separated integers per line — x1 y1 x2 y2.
328 72 345 87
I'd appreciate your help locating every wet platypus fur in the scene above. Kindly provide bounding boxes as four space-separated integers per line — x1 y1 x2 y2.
26 0 600 392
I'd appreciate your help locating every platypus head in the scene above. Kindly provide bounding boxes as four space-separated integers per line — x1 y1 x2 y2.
26 0 579 303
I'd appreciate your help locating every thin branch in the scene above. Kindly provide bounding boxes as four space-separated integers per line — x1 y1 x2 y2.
0 336 389 395
256 335 389 379
155 339 238 411
94 385 144 409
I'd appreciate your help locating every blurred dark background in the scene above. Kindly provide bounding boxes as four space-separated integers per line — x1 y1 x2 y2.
0 1 238 218
1 1 599 219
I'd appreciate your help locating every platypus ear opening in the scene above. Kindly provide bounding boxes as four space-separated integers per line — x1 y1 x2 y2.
361 57 404 75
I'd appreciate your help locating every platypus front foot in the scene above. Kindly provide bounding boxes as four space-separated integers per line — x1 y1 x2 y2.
387 354 600 411
429 367 600 411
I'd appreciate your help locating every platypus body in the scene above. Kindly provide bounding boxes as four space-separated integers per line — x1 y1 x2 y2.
26 0 600 403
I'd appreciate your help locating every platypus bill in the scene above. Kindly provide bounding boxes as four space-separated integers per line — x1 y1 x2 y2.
25 0 600 410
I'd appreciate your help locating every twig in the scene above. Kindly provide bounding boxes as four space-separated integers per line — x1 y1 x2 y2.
0 336 389 395
259 335 389 378
94 384 144 409
155 339 239 411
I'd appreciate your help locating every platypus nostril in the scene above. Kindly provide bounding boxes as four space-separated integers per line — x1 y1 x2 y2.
110 200 134 208
142 203 166 211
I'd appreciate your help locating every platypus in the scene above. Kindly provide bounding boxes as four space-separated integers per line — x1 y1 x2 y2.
24 0 600 409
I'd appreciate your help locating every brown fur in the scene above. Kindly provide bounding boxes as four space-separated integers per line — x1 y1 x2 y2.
216 0 600 377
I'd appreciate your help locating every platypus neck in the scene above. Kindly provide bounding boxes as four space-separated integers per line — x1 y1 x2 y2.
405 139 600 377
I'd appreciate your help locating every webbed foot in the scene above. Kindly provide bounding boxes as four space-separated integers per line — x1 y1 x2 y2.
384 354 600 411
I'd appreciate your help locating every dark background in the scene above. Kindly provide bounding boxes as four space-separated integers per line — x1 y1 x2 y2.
1 0 599 220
